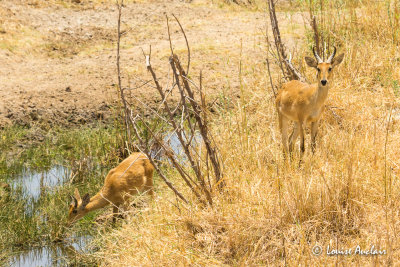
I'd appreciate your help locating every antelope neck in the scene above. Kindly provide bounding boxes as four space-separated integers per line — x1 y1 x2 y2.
84 191 110 212
315 83 330 107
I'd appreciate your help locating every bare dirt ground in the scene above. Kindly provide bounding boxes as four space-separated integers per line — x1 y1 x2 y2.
0 0 303 127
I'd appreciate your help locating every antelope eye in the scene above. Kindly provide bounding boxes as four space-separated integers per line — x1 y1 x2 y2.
317 68 321 72
328 67 332 72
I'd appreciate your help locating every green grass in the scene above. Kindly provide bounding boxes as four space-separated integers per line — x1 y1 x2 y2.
0 121 127 264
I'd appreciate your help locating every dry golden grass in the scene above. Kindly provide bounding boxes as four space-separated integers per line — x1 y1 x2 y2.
92 1 400 265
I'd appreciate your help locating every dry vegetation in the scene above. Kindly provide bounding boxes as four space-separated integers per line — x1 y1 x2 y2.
89 0 400 266
2 0 400 265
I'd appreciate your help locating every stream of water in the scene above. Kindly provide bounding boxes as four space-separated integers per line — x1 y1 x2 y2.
10 165 70 201
9 235 91 267
7 166 91 267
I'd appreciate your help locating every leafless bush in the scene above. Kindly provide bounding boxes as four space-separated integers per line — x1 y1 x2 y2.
115 2 223 206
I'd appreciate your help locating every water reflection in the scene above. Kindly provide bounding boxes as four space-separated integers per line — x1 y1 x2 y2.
9 235 91 267
158 131 202 163
7 166 93 266
10 165 70 201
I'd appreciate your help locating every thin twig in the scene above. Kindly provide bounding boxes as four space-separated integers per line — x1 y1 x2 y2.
116 0 130 150
172 14 191 75
166 15 174 55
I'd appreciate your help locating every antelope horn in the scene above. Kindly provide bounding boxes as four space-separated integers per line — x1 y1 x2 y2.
313 46 323 63
327 46 337 63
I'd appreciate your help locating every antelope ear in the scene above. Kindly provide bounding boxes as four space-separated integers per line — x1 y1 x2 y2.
331 53 344 67
81 193 90 207
305 56 318 68
70 195 78 208
74 188 81 202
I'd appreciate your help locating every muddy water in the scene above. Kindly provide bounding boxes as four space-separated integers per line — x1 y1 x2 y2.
8 166 92 266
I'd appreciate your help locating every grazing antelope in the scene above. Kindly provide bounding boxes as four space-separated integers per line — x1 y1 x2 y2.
276 47 344 156
67 152 154 224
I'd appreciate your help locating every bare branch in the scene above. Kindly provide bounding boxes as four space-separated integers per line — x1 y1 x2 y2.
117 13 222 206
166 15 174 55
265 56 276 97
116 0 131 154
311 16 321 57
172 14 191 75
172 55 223 189
267 0 307 82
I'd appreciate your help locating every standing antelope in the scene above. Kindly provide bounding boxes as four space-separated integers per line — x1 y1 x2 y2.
276 47 344 156
67 152 154 224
